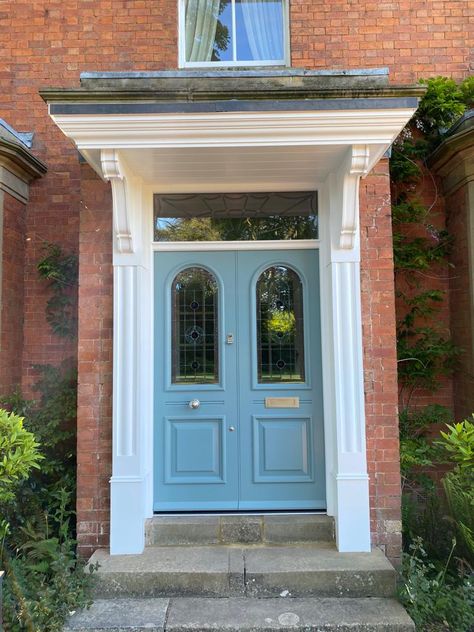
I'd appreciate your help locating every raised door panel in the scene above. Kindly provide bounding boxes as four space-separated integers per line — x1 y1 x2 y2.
252 415 314 482
154 251 239 510
165 416 226 484
237 249 326 510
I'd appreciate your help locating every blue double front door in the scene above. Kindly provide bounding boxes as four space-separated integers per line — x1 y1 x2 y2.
154 249 326 511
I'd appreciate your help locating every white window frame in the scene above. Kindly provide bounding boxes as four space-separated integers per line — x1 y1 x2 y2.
178 0 290 68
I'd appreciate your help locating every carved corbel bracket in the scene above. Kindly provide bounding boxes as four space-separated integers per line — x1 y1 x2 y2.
101 149 134 254
339 145 370 250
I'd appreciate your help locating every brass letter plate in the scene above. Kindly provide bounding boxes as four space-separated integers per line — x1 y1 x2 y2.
265 397 300 409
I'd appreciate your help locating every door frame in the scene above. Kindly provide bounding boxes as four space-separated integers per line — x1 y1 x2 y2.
108 175 372 555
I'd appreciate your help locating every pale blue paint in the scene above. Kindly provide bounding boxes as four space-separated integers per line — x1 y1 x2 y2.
154 250 325 511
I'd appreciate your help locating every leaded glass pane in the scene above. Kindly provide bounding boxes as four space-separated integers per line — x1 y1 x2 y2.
257 266 305 383
154 192 318 241
172 267 219 384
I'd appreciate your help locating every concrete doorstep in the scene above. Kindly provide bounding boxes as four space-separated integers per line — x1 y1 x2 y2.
64 543 414 631
89 544 397 599
64 596 415 632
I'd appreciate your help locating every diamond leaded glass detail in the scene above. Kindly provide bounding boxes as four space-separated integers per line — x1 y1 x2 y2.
172 267 219 384
256 266 305 383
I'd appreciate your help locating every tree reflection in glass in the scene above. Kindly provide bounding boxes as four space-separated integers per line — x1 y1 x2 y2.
154 192 318 242
256 266 305 383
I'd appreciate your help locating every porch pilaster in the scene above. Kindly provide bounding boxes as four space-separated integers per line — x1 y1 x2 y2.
102 149 152 554
320 146 371 552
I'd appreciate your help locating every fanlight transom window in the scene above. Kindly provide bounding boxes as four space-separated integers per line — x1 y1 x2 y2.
182 0 287 66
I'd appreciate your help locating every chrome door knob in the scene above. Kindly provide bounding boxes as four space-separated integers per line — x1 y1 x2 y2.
188 399 200 409
228 426 236 432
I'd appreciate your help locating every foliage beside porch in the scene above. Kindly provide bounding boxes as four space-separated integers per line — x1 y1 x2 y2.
392 76 474 632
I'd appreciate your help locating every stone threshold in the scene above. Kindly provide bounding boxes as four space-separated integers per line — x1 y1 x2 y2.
145 514 335 546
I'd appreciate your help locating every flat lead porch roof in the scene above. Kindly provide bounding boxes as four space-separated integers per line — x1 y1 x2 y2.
41 75 423 192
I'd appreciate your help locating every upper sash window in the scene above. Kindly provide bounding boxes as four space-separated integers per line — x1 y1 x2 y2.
181 0 287 67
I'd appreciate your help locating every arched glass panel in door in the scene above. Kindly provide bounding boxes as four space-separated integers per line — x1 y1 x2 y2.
171 267 219 384
256 266 305 383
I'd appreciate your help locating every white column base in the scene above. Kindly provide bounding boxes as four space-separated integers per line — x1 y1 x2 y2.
334 474 371 552
110 476 145 554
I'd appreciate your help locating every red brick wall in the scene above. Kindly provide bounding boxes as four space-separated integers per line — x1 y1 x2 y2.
76 165 113 557
393 170 455 414
290 0 473 82
0 1 472 555
0 193 26 393
360 160 402 561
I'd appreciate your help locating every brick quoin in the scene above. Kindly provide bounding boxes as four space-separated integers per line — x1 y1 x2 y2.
360 160 403 562
446 184 474 420
0 1 471 557
0 193 26 393
76 164 113 558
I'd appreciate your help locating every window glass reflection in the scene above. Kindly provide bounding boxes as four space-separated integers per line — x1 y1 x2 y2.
184 0 284 63
257 266 305 383
154 192 318 242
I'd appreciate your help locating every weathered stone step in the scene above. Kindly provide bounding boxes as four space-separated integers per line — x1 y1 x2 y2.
64 597 415 631
90 544 396 599
145 514 335 546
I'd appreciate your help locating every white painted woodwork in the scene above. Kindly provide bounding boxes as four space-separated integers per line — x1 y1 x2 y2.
50 109 416 151
152 239 319 251
101 149 135 254
318 172 371 551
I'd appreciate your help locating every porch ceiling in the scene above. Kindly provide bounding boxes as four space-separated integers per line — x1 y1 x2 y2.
105 145 349 193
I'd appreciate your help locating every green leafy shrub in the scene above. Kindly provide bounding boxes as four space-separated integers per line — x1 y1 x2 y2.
0 363 96 631
0 409 43 504
0 359 77 493
399 406 455 562
1 489 97 631
435 418 474 565
459 76 474 108
399 538 474 632
442 474 474 565
416 77 467 133
437 418 474 474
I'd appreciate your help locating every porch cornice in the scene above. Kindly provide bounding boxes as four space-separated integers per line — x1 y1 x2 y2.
0 136 47 183
40 84 425 105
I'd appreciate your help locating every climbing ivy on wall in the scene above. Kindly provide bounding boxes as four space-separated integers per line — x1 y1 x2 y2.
391 76 474 409
37 243 78 338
